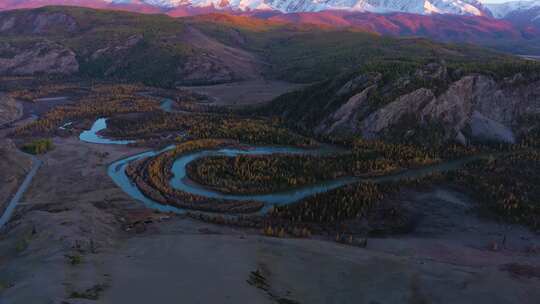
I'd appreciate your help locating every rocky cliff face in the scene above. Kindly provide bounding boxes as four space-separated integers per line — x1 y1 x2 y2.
315 73 381 134
357 74 539 144
0 41 79 75
285 63 540 145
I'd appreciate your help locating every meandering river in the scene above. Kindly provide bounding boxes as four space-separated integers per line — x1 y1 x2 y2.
169 147 355 207
80 118 135 145
6 98 448 227
77 118 489 215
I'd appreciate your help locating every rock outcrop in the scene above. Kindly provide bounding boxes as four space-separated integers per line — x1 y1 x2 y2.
323 85 376 135
313 64 540 144
315 73 381 134
0 41 79 75
361 88 435 139
90 34 144 62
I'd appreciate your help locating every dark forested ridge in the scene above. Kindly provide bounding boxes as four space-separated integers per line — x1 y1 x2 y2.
0 6 520 87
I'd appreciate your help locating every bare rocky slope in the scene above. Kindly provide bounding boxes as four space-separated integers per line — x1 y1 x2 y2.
0 7 264 86
266 61 540 145
0 41 78 75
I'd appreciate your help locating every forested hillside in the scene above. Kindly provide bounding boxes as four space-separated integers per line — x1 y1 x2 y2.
0 6 514 86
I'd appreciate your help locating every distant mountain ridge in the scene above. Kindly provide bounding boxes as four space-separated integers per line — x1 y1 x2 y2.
486 0 540 18
0 6 517 85
0 0 500 16
2 1 540 56
3 0 540 22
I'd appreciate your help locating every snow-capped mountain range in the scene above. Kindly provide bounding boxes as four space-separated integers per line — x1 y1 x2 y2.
104 0 540 17
2 0 540 20
485 0 540 26
487 0 540 18
108 0 493 15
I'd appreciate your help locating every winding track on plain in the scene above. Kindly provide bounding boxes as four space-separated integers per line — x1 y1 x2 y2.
0 156 42 228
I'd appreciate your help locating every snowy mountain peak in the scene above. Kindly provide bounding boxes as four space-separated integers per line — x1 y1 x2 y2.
486 0 540 18
107 0 492 15
4 0 539 19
